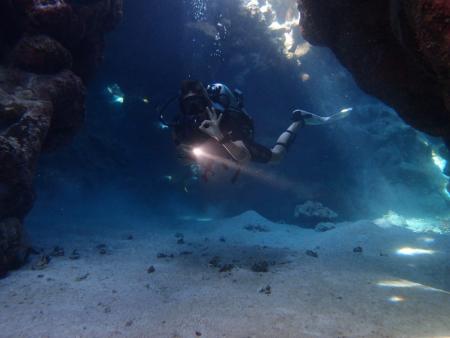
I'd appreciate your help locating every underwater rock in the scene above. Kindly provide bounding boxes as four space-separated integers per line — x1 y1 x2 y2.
0 0 122 275
31 254 51 270
69 249 80 260
297 0 450 145
259 285 272 295
314 222 336 233
208 256 221 268
353 246 363 253
11 35 73 74
306 250 318 258
0 218 28 277
251 261 269 273
50 246 64 257
243 224 270 233
294 201 338 222
96 244 108 255
75 272 89 282
0 67 53 220
219 264 235 273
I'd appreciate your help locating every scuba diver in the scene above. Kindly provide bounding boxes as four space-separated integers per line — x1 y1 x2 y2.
160 80 350 182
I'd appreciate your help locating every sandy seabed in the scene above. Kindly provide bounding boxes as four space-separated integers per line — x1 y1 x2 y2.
1 211 449 338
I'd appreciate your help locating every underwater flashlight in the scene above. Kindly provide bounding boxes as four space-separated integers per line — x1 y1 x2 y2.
192 147 205 158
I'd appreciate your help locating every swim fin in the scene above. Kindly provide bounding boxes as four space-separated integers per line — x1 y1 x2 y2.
292 108 352 126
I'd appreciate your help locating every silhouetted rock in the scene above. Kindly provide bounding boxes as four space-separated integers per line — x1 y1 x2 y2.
306 250 318 258
69 249 80 260
315 222 336 232
50 246 65 257
251 261 269 273
297 0 450 145
0 218 28 277
219 264 235 273
31 254 51 271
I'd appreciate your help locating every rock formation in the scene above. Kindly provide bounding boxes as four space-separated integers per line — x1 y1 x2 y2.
0 0 123 277
297 0 450 145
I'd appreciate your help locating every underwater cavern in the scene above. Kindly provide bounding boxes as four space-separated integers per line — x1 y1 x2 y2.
0 0 449 337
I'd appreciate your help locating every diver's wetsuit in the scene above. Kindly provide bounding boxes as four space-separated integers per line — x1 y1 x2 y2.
173 81 273 163
205 83 273 163
242 139 272 163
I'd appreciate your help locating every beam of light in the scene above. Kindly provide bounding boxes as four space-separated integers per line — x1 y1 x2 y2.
241 0 303 60
396 247 435 256
178 216 213 222
432 150 447 172
377 279 450 294
192 147 206 158
196 217 213 222
300 73 310 82
443 183 450 199
418 237 435 243
430 149 450 200
190 145 297 192
113 96 124 104
106 84 125 105
374 211 444 234
294 42 311 57
157 122 169 130
388 296 405 303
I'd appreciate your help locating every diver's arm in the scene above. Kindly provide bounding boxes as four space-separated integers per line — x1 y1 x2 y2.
199 107 251 164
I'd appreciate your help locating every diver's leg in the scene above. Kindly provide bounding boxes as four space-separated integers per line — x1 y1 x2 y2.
270 121 302 163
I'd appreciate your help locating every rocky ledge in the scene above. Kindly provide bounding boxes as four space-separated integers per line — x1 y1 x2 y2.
0 0 123 277
297 0 450 147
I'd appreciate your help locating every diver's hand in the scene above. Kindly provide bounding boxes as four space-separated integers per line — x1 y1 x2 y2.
199 107 224 141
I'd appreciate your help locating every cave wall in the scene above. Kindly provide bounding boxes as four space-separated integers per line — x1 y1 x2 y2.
0 0 122 277
297 0 450 146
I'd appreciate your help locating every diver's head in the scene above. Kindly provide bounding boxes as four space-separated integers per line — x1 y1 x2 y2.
179 80 211 116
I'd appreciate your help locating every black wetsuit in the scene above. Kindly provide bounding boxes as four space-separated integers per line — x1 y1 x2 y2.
173 82 273 164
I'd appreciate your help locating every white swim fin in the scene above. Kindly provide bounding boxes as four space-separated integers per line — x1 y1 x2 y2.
292 108 352 126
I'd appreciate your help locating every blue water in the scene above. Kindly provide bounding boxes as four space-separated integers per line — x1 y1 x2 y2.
29 0 449 229
3 1 450 337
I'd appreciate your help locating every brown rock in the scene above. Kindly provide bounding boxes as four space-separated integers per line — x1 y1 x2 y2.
11 35 73 74
297 0 450 144
0 0 122 277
